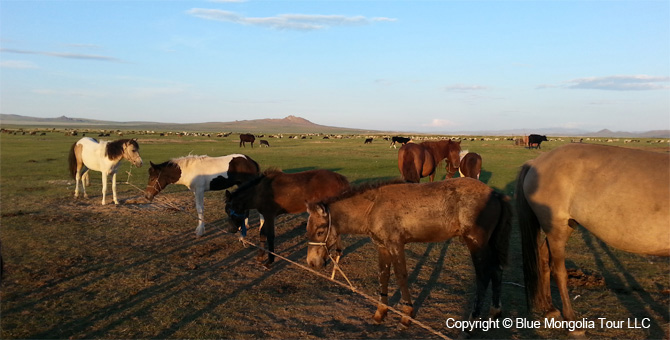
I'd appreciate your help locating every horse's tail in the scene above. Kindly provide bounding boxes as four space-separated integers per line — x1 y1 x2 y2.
68 142 78 179
516 163 543 311
489 191 512 268
398 147 420 183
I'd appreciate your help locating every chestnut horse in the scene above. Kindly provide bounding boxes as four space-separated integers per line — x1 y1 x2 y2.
306 178 512 330
517 143 669 336
225 168 349 267
397 139 461 183
458 151 482 179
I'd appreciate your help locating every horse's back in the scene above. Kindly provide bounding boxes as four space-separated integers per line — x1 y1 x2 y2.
398 143 434 182
522 143 669 255
177 154 258 189
271 169 349 213
75 137 109 171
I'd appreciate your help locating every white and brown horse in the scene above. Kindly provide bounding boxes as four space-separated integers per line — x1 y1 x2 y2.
144 154 259 236
517 143 669 336
68 137 143 205
306 178 512 330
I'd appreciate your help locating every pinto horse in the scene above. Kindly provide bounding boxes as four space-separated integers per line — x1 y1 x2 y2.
144 154 259 236
225 168 349 267
397 139 461 183
68 137 143 205
517 143 669 336
458 151 482 179
306 178 512 330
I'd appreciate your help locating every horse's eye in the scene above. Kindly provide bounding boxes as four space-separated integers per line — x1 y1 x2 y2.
316 231 324 237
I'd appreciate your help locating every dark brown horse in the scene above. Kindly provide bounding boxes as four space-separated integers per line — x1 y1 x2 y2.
458 151 482 179
306 178 512 330
239 133 255 148
225 168 350 266
517 143 669 336
397 139 461 183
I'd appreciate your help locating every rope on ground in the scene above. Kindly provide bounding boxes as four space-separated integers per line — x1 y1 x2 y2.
124 181 451 339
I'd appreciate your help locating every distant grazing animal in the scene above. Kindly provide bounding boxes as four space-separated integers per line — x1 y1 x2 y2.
225 169 349 267
517 143 669 336
145 154 259 236
306 178 512 330
527 134 548 149
68 137 143 205
260 140 270 147
364 138 373 144
397 139 461 183
239 133 256 148
459 151 482 179
389 136 411 149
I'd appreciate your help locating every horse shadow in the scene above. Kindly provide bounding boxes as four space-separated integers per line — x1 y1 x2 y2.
579 229 669 334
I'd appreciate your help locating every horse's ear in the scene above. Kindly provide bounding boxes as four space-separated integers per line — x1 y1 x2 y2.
150 161 155 167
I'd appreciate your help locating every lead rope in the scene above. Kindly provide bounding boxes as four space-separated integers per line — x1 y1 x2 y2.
123 182 451 340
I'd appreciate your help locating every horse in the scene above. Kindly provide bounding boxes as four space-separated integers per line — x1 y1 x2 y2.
397 139 461 183
516 143 669 336
68 137 143 205
239 133 255 148
224 168 349 267
260 140 270 147
306 178 512 330
458 151 482 179
389 136 411 149
364 138 373 144
144 154 260 236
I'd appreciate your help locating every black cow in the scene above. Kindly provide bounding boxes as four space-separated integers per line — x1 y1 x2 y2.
528 134 548 149
390 136 411 149
364 138 373 144
239 133 255 148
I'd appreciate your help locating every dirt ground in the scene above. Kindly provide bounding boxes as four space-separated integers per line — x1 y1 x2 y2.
1 183 669 339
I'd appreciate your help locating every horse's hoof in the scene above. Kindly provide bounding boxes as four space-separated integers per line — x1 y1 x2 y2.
544 309 563 321
569 329 587 339
489 306 502 319
373 308 388 324
457 331 472 339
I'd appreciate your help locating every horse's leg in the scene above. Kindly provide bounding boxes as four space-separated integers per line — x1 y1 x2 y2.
468 248 492 322
390 246 414 327
546 226 583 336
257 214 274 266
100 172 108 205
538 237 560 318
373 246 392 323
490 258 504 319
111 172 119 204
264 216 275 267
194 189 206 236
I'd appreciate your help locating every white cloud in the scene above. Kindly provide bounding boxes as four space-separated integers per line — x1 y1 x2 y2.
0 60 38 69
423 119 457 128
444 84 488 92
1 48 123 62
186 9 396 30
540 75 670 91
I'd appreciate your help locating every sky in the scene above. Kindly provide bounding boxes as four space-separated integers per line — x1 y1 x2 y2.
1 0 669 133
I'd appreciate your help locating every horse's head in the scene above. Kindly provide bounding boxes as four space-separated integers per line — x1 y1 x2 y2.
305 202 340 269
224 190 247 233
145 161 180 201
123 139 143 168
446 140 462 178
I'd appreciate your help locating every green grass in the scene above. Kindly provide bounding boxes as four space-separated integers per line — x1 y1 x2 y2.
1 131 668 339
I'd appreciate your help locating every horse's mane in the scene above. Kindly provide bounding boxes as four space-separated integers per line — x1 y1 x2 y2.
229 167 281 198
319 178 406 205
170 154 211 167
105 139 138 159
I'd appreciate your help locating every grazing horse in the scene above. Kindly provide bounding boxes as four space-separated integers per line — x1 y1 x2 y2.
389 136 411 149
225 169 349 267
239 133 255 148
260 140 270 147
517 143 669 336
306 178 512 329
68 137 143 205
397 139 461 183
144 154 259 236
459 151 482 179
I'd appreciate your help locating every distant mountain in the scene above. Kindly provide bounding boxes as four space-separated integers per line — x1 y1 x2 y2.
1 114 668 137
0 114 374 134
